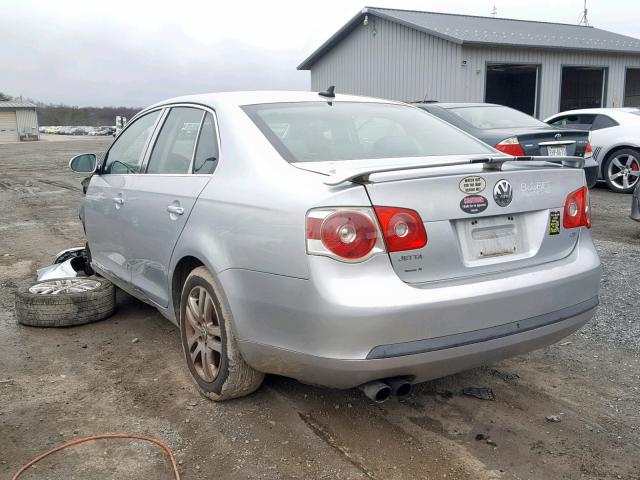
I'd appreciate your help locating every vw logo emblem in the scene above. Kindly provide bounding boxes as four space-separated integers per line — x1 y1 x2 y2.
493 179 513 207
554 133 562 140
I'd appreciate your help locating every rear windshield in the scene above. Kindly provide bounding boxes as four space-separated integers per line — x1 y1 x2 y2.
243 102 492 163
447 106 545 129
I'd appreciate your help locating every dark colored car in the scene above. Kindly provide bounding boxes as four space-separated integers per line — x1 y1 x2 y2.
632 182 640 222
414 103 598 187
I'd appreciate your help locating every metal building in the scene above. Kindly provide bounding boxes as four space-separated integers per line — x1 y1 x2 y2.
0 102 39 142
298 7 640 118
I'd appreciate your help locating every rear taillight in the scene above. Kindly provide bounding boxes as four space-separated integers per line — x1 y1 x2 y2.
306 206 427 262
563 186 591 229
373 206 428 252
584 141 593 158
306 208 385 262
495 137 525 156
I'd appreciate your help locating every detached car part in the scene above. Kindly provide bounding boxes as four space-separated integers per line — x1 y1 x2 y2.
36 246 94 281
15 277 115 327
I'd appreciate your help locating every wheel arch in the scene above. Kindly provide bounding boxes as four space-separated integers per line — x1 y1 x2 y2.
171 255 205 322
601 143 640 172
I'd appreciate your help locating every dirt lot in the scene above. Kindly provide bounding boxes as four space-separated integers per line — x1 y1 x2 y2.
1 138 639 480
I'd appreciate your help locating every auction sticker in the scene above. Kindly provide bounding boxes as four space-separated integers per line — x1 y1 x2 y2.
459 176 486 194
549 211 560 235
460 195 489 214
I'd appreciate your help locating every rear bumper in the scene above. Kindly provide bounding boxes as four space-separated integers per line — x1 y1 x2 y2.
584 157 599 188
239 305 595 388
221 231 601 389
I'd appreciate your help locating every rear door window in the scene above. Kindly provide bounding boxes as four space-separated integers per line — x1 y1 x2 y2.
146 107 204 174
193 113 220 174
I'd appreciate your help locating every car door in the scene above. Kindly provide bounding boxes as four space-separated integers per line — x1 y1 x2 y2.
125 106 219 307
84 109 162 283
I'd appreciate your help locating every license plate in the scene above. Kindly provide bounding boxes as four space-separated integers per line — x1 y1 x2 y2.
547 146 566 156
456 215 524 262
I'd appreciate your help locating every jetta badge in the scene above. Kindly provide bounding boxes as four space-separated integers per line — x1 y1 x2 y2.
493 179 513 207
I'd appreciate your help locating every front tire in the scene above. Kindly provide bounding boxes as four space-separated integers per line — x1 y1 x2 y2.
179 266 264 401
603 148 640 193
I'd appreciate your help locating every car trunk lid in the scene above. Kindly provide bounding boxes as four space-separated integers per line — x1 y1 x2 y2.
360 160 586 284
493 127 589 157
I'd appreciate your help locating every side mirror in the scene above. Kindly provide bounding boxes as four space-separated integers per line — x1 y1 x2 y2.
69 153 97 174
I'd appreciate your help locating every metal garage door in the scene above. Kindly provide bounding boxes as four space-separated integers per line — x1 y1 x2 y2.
0 111 19 142
625 69 640 108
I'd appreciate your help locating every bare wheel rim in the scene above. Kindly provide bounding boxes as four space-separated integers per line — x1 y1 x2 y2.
185 285 222 383
607 154 640 190
29 278 101 294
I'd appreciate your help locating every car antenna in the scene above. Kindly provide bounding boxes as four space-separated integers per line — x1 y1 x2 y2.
318 85 335 99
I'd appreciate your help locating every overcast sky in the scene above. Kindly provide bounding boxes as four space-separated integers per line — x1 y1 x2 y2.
2 0 638 107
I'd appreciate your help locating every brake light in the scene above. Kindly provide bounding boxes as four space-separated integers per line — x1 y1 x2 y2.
563 186 591 229
306 208 385 262
584 141 593 157
495 137 525 156
373 207 427 252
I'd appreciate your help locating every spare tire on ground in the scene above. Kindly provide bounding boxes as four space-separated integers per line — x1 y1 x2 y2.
15 277 115 327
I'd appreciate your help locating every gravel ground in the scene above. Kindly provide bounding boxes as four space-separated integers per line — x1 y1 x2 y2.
0 138 639 480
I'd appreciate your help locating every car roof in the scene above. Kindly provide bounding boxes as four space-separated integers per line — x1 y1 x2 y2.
545 107 640 122
145 91 404 111
416 102 504 109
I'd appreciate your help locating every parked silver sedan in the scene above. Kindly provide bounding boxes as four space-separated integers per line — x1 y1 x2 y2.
69 91 602 401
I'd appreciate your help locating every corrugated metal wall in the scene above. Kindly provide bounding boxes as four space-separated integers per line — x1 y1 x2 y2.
311 17 463 103
309 17 640 118
15 109 39 139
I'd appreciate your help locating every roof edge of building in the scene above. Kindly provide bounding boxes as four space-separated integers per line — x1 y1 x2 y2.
298 6 640 70
0 101 38 109
298 7 467 70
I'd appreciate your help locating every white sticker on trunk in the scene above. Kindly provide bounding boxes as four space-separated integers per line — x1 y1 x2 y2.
459 176 486 194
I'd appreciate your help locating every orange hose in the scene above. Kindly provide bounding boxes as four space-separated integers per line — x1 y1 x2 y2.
11 433 181 480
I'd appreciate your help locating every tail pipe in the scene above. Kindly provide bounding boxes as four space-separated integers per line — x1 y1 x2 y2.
384 377 412 398
359 380 392 403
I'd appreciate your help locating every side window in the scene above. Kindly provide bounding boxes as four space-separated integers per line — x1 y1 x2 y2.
591 115 619 130
548 116 569 127
193 113 220 174
146 107 204 174
103 110 161 174
549 114 595 130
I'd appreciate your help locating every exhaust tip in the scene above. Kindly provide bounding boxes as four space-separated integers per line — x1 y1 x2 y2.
384 377 412 399
359 380 392 403
374 386 392 402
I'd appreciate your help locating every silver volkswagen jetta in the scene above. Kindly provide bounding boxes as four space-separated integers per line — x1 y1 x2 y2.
69 91 601 402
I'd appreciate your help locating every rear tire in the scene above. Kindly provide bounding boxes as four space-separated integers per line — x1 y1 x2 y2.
603 148 640 193
179 267 264 401
15 277 115 327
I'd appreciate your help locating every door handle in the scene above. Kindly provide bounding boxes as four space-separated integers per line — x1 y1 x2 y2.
167 205 184 215
112 197 124 206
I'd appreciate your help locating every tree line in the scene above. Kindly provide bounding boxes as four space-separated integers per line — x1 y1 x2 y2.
0 92 140 126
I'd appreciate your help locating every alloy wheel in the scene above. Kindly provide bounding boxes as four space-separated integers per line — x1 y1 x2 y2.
29 278 101 294
184 285 222 383
607 153 640 190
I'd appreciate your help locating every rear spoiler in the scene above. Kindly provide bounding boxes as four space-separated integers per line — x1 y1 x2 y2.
323 156 585 186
